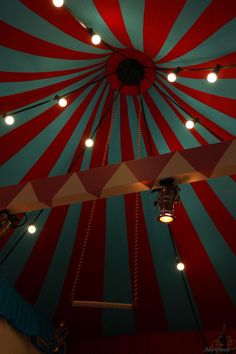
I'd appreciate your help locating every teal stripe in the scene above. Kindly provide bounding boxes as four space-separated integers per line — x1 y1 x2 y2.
159 77 236 135
142 99 171 154
1 0 108 55
140 190 198 330
108 96 122 164
0 46 108 72
176 78 236 100
50 81 107 175
208 177 236 219
181 184 236 305
119 0 145 51
102 196 135 335
155 0 211 61
126 96 147 158
67 0 124 48
35 204 81 319
0 210 50 284
0 84 99 186
149 85 200 149
162 18 236 67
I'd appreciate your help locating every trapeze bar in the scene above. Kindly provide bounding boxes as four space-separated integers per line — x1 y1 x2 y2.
72 300 133 309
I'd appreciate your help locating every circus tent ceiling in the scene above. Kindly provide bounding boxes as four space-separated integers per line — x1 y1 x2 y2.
0 0 236 339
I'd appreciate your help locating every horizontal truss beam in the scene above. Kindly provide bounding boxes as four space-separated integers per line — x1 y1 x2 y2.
0 140 235 214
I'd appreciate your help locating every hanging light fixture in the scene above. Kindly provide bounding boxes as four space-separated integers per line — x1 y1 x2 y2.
207 64 221 83
167 67 181 83
0 210 27 237
153 178 180 224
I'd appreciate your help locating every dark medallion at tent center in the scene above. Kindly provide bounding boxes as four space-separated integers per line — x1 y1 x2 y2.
116 58 145 86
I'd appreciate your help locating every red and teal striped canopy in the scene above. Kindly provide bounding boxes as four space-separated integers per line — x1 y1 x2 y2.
0 0 236 337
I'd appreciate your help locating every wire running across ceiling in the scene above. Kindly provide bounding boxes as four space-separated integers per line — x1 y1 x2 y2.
0 0 236 341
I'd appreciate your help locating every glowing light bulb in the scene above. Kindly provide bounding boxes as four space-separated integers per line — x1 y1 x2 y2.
52 0 64 7
167 72 177 83
85 138 94 147
58 97 68 107
176 262 185 271
91 34 101 45
159 214 174 224
207 72 217 83
185 120 195 130
28 225 36 234
4 115 15 125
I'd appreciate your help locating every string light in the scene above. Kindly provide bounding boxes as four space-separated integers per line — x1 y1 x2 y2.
58 97 68 107
28 225 37 234
185 119 195 130
4 115 15 125
167 67 181 83
85 138 94 147
185 117 199 130
167 72 177 83
176 259 185 271
207 64 221 83
91 33 101 45
52 0 64 7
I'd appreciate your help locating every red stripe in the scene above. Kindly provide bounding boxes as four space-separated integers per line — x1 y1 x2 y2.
93 0 134 48
15 206 68 304
231 175 236 182
158 0 236 64
0 21 106 60
143 91 183 151
0 68 103 113
20 85 101 182
155 77 234 141
143 0 186 59
20 0 94 45
171 204 236 329
133 96 159 155
124 193 168 333
0 62 105 82
192 181 236 255
173 82 236 118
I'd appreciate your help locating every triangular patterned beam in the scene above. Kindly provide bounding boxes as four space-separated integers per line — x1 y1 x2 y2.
0 140 235 214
